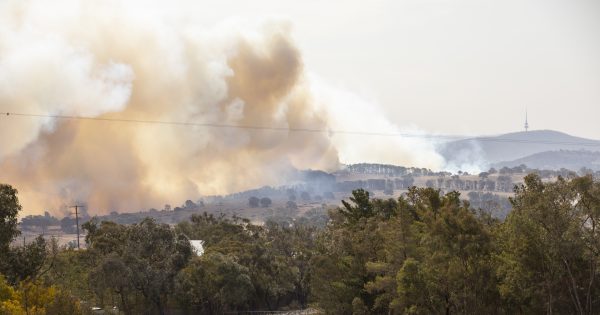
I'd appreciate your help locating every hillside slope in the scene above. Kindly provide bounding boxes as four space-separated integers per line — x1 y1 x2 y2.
493 150 600 171
439 130 600 168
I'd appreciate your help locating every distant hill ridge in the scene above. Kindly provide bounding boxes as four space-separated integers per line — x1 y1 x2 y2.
493 150 600 171
439 130 600 168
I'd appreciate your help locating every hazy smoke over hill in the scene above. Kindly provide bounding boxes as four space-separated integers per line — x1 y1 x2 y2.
0 0 443 215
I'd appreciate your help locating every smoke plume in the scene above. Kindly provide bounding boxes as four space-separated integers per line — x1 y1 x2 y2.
0 0 443 215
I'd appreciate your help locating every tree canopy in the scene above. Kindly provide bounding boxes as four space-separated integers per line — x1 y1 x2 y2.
2 175 600 314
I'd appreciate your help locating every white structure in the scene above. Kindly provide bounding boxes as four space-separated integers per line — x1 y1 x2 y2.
190 240 204 256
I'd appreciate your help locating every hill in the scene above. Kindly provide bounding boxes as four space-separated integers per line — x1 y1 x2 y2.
493 150 600 171
439 130 600 169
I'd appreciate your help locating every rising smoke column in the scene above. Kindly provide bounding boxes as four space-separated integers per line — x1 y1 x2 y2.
0 0 443 215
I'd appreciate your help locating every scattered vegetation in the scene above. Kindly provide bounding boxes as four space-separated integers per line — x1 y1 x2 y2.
2 173 600 314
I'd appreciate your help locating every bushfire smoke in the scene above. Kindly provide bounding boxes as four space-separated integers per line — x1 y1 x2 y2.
0 0 443 215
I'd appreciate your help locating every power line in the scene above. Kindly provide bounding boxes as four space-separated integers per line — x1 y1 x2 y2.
3 111 600 147
3 111 459 139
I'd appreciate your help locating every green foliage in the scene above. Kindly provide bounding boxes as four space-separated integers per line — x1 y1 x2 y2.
0 186 52 285
312 186 499 314
43 249 94 303
339 189 375 224
0 184 21 251
310 175 600 314
1 236 48 285
0 275 81 315
175 213 317 311
4 174 600 314
260 197 272 208
175 252 254 313
84 218 192 314
496 174 600 314
395 258 429 315
0 185 81 314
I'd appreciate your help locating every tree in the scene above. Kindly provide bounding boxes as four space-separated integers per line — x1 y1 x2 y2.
0 275 82 315
2 235 49 285
338 189 374 224
401 191 498 314
0 184 21 251
175 252 254 313
176 213 316 311
249 196 260 207
0 185 51 286
497 174 600 314
403 176 415 188
43 249 93 307
60 217 77 234
2 173 599 314
184 200 200 210
85 218 193 314
312 188 499 314
127 219 192 313
395 258 429 314
260 197 272 208
20 214 59 233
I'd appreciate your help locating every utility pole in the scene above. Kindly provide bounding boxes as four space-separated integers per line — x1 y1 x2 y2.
70 205 84 249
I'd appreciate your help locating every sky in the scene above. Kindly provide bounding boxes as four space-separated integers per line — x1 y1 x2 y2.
156 0 600 139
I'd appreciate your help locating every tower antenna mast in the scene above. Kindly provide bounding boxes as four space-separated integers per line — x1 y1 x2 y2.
524 108 529 132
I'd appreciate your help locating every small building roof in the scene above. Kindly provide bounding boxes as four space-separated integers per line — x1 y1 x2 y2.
190 240 204 256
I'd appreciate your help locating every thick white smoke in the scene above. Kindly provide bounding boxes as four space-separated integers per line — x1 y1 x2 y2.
0 0 443 215
308 75 445 166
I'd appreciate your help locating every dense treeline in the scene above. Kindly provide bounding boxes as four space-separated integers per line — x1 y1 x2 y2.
1 174 600 314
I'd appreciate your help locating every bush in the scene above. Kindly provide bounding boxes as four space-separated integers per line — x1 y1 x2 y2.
248 197 260 207
260 197 272 208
